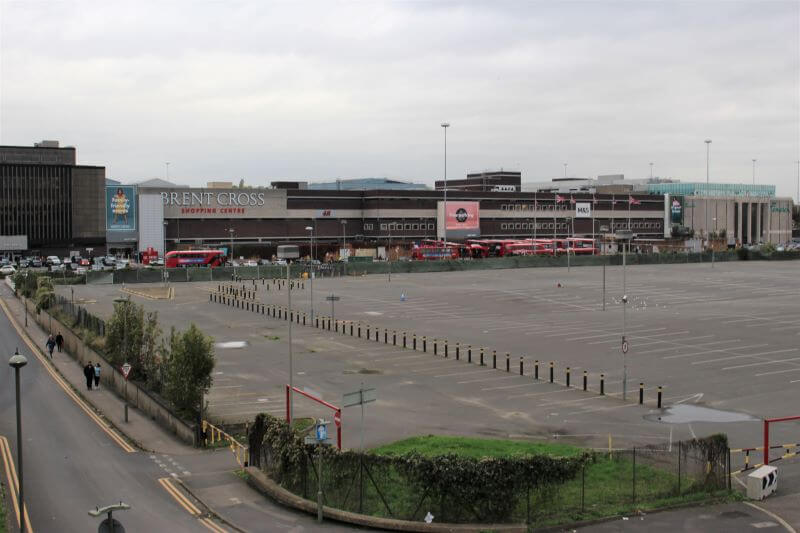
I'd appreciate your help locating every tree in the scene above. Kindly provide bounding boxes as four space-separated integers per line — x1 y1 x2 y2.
163 323 215 419
104 299 161 382
34 276 55 312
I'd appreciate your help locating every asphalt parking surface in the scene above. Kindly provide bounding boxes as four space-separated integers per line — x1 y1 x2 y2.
58 261 800 476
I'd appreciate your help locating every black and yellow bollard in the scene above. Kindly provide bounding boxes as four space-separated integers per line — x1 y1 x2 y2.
403 332 407 348
422 336 427 353
468 345 472 363
455 342 460 360
316 316 320 328
600 374 605 395
480 348 485 366
413 334 417 350
384 329 388 344
335 320 338 333
657 386 663 408
505 353 510 372
519 356 524 376
583 370 588 391
393 331 397 346
566 367 571 387
358 323 362 338
209 293 212 302
366 325 371 339
444 341 448 358
639 383 644 405
433 339 437 356
549 361 554 383
350 322 354 336
492 350 496 369
534 360 539 380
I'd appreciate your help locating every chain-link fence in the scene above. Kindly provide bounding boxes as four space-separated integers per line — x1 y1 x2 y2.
251 419 730 527
51 294 106 337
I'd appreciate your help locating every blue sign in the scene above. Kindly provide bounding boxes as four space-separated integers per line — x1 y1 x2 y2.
316 422 328 442
106 186 137 231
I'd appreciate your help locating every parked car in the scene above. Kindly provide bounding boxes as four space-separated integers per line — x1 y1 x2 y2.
46 255 61 266
0 265 16 275
103 256 116 266
79 258 90 266
30 258 43 268
18 259 29 268
243 260 258 267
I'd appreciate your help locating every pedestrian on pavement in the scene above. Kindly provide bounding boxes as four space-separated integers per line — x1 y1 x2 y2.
83 361 94 390
55 332 64 352
45 335 56 358
94 362 101 388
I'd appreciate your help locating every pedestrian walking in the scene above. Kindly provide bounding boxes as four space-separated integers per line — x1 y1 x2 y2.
94 362 101 388
55 332 64 353
45 335 56 358
83 361 94 390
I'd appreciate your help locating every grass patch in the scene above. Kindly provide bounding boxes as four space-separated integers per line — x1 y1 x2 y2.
373 434 582 459
264 335 280 341
370 434 731 527
0 478 7 533
233 469 250 481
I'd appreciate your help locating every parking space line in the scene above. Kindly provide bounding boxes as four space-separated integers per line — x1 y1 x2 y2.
723 354 800 371
434 369 488 378
588 330 688 345
662 343 769 360
692 348 799 366
457 374 520 385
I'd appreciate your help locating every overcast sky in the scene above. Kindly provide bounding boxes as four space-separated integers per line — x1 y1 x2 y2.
1 1 798 196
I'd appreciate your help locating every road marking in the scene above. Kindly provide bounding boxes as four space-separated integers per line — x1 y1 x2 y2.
754 367 800 377
724 355 800 371
433 369 488 378
0 435 34 533
200 517 228 532
694 348 799 366
588 330 689 345
0 297 136 453
158 477 201 515
743 501 797 533
662 344 769 360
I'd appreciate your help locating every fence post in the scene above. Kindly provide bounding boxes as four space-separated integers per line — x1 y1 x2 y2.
677 441 681 496
727 447 732 491
632 447 637 503
581 464 585 515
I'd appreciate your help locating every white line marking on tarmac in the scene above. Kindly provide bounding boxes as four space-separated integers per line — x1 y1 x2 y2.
457 375 520 384
754 367 800 377
662 344 769 360
723 354 800 371
588 331 688 345
693 348 799 366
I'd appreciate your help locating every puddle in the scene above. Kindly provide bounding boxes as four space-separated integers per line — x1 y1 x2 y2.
647 404 757 424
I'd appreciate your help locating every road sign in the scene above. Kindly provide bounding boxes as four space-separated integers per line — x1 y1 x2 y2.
621 340 629 354
343 387 377 408
316 422 328 441
333 411 341 428
121 363 132 380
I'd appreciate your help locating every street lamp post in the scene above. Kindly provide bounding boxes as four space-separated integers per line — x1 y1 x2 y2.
752 159 757 185
9 349 28 533
704 139 712 248
229 228 235 278
388 227 392 283
441 122 450 244
622 243 627 401
287 260 293 426
305 226 314 321
649 162 654 180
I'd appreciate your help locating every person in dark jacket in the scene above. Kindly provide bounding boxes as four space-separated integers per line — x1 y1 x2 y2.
83 361 94 390
55 332 64 353
45 335 56 358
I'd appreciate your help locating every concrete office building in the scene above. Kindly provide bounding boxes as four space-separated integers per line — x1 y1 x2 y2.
0 141 105 255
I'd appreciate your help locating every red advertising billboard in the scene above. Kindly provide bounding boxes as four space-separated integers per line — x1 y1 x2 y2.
438 201 480 239
445 201 480 230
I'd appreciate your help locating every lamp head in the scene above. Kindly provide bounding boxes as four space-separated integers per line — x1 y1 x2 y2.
705 139 712 144
441 122 450 128
9 348 27 369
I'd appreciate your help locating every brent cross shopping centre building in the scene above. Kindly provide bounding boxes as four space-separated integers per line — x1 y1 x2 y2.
0 142 794 257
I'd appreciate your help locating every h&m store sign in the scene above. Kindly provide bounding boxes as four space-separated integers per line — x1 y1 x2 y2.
156 189 286 218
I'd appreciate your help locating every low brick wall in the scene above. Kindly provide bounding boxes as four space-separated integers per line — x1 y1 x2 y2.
27 298 196 445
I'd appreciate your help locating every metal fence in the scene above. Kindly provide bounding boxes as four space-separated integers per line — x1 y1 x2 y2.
256 440 729 525
52 294 106 337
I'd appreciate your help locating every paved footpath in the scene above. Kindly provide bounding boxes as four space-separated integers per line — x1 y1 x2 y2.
0 282 353 533
3 280 796 533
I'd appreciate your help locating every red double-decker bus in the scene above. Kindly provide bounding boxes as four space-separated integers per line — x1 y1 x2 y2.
165 250 226 268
